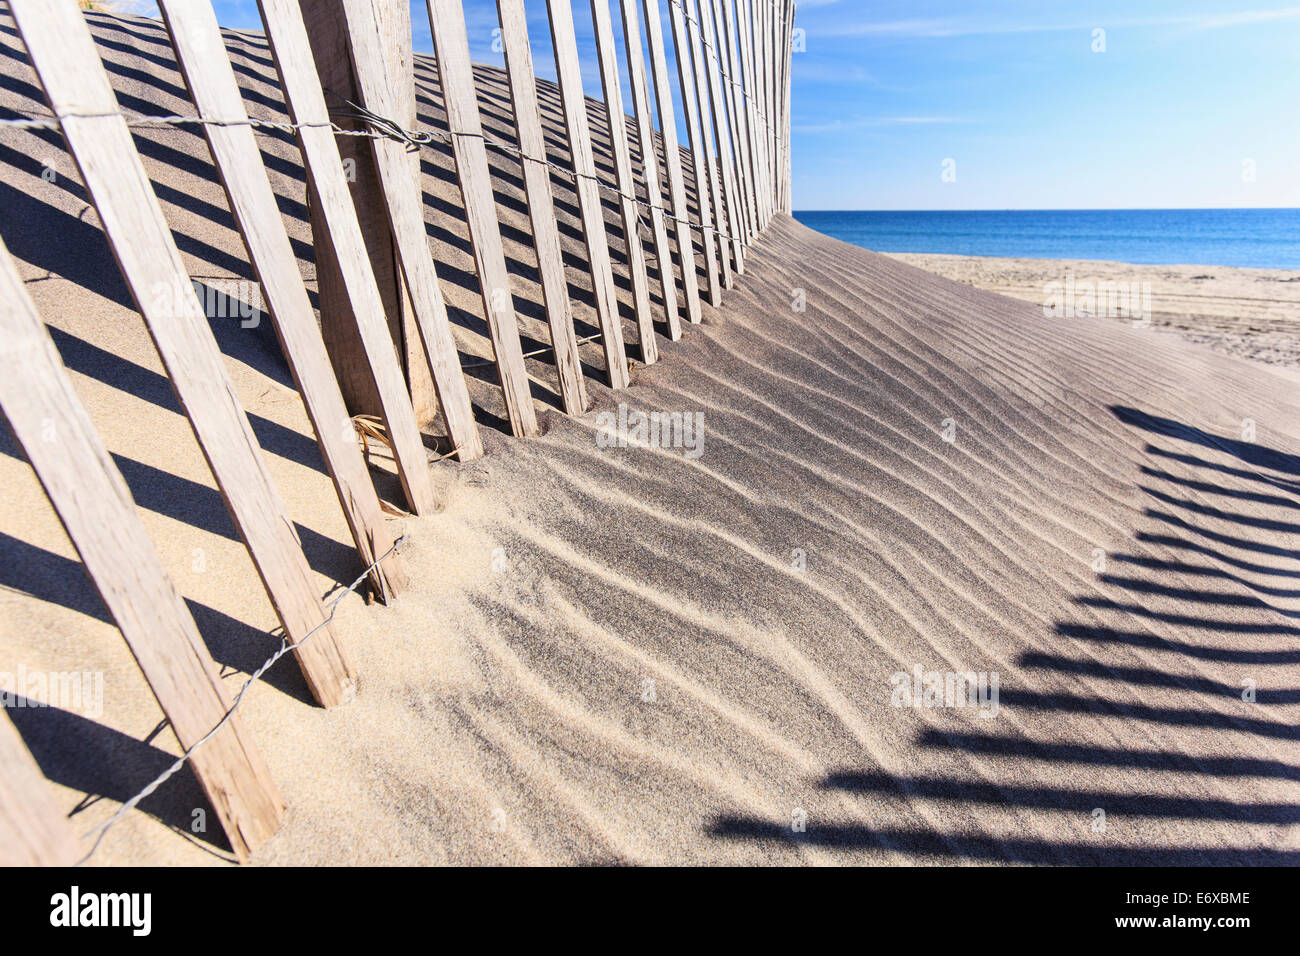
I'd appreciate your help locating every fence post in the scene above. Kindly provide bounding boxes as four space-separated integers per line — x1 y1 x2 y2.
326 0 491 458
545 0 632 384
11 0 358 709
0 710 80 866
640 0 704 326
257 0 463 494
495 0 590 414
158 0 408 602
299 0 439 429
424 0 538 437
618 0 684 343
0 236 285 860
590 0 659 365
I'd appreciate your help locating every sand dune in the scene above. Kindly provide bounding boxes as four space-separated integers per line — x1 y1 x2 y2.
1 12 1298 865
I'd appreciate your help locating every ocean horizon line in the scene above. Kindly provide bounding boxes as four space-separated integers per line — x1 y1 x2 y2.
793 206 1300 214
792 208 1300 270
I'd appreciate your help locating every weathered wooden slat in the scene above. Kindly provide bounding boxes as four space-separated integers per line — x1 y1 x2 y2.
256 0 444 506
667 0 722 305
158 0 407 603
776 0 789 213
739 0 770 227
754 0 768 218
424 0 538 436
0 236 284 861
300 0 437 430
685 0 735 288
699 0 745 275
719 0 759 244
544 0 632 383
495 0 589 414
325 0 490 456
11 0 357 710
640 0 703 326
618 0 682 342
0 710 80 866
759 0 769 214
761 0 775 223
780 0 790 210
590 0 658 365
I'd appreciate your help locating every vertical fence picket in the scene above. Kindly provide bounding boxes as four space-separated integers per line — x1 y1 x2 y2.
424 0 537 437
684 0 732 290
718 0 758 245
158 0 409 602
545 0 632 384
694 0 744 281
667 0 721 305
748 0 764 227
746 0 767 227
590 0 659 364
495 0 589 414
619 0 683 341
0 236 285 860
641 0 703 326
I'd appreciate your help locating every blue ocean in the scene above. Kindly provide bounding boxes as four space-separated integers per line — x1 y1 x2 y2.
792 209 1300 270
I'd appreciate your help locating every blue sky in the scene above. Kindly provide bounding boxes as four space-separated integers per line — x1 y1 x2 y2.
144 1 1298 210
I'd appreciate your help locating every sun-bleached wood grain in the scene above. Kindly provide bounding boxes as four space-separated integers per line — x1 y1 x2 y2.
257 0 447 504
425 0 538 436
159 0 409 601
0 234 284 861
590 0 658 364
12 0 358 710
641 0 703 326
496 0 590 414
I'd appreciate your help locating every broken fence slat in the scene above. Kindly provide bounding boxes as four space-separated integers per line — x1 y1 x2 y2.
257 0 445 507
331 0 488 458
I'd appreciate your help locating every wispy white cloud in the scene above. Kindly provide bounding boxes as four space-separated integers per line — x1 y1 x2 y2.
814 6 1300 39
795 115 972 134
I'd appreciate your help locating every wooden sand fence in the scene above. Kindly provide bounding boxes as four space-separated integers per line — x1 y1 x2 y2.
0 0 795 864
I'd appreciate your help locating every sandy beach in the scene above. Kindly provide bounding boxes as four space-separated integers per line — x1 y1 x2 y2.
2 11 1299 867
885 253 1300 370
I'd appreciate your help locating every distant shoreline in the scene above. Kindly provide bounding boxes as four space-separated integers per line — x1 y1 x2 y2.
884 251 1300 370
